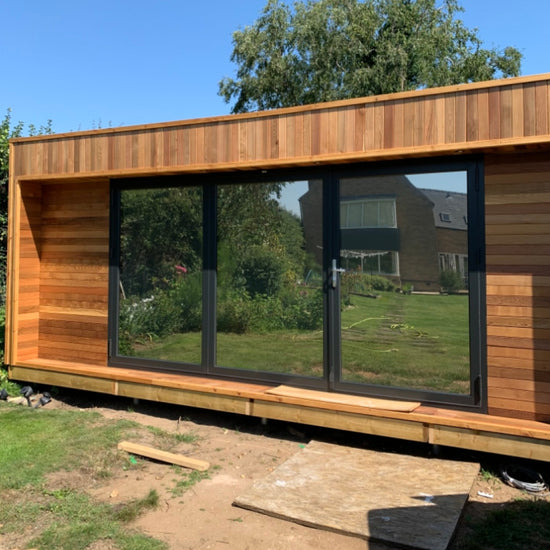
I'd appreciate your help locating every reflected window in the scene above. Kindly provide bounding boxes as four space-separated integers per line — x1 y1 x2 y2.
341 250 399 276
340 198 396 228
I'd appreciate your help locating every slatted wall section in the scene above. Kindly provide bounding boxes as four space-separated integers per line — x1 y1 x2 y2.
15 183 42 361
37 181 110 365
485 153 550 421
10 77 550 179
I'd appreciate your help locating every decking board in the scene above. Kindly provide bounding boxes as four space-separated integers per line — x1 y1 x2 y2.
8 360 550 461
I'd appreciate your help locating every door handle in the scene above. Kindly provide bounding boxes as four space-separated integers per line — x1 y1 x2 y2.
331 259 346 288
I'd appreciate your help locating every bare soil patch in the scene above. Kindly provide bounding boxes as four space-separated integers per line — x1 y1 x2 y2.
7 389 550 550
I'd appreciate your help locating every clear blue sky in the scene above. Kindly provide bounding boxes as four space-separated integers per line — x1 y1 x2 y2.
3 0 549 135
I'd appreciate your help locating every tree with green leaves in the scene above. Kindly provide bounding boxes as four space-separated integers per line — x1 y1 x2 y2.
219 0 522 113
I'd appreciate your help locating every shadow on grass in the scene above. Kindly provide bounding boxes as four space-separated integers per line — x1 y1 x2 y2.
450 498 550 550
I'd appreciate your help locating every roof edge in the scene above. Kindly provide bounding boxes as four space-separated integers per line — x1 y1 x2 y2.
10 72 550 144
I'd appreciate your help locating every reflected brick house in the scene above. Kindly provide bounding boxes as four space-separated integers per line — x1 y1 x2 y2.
299 175 467 291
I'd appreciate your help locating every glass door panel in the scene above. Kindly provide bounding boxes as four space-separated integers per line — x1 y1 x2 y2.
117 186 203 365
338 171 471 396
215 179 324 378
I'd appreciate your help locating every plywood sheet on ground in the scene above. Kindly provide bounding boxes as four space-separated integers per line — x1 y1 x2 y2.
266 385 420 412
234 440 479 550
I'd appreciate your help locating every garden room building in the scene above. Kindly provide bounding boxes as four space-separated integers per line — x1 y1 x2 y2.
6 73 550 461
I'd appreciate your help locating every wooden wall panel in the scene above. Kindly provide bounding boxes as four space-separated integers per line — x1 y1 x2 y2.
14 183 42 361
10 75 550 181
485 152 550 421
35 181 110 366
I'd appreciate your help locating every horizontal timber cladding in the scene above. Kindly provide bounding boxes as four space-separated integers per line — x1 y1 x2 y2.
8 180 110 367
38 181 110 365
6 73 550 429
485 152 550 421
9 74 550 179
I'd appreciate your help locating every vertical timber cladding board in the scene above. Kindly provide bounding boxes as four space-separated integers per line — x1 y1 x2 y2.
9 77 550 179
485 153 550 421
15 182 43 361
37 181 110 366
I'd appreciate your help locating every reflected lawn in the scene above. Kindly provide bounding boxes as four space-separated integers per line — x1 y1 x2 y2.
341 292 470 394
130 292 470 393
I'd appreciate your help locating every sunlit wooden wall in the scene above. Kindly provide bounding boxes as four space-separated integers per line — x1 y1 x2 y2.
10 74 550 178
485 153 550 420
7 73 550 421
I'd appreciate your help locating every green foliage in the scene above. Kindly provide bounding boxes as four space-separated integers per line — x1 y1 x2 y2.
0 407 174 549
341 271 395 304
170 469 210 497
456 500 550 550
368 274 396 292
120 187 203 297
0 304 4 364
217 290 252 334
119 272 202 352
217 286 323 334
0 367 19 395
113 489 159 522
439 269 464 293
219 0 522 113
240 245 284 297
0 408 137 490
146 291 469 388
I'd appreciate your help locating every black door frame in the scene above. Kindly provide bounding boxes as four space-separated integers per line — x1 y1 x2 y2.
108 157 486 410
327 158 486 410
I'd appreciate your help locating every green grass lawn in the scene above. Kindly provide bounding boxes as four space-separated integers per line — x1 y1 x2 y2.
341 292 470 393
0 406 196 550
131 291 470 394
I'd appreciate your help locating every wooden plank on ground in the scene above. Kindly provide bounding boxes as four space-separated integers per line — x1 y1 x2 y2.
234 440 479 550
117 440 209 471
265 385 420 412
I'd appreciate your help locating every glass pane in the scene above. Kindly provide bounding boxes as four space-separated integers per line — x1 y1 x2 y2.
364 201 378 226
216 180 323 377
347 202 363 227
379 201 395 227
117 187 202 364
339 172 470 395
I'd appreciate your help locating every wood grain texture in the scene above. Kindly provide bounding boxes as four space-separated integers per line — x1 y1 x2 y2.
8 181 109 366
6 73 550 429
10 74 550 180
234 440 478 550
117 441 210 471
8 361 550 461
485 152 550 421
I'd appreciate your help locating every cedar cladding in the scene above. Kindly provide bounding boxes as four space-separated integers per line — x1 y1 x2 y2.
8 73 550 421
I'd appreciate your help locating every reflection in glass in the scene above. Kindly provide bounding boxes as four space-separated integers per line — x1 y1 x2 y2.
117 187 202 364
216 180 324 377
338 172 470 394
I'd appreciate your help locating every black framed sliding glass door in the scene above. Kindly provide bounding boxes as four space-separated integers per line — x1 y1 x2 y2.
109 160 486 409
212 179 324 382
331 161 486 408
109 174 327 388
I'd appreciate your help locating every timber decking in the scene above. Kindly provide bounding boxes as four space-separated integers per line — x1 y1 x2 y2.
8 359 550 462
